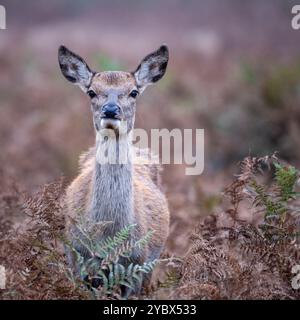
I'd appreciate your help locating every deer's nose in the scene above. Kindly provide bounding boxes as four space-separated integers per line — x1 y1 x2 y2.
101 103 121 119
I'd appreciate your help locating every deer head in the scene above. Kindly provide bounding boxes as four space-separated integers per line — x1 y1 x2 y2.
58 45 169 135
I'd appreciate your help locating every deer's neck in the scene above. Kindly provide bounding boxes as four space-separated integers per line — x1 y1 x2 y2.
90 132 134 232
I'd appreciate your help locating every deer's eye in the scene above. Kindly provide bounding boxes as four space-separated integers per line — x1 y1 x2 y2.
87 90 97 99
129 90 139 98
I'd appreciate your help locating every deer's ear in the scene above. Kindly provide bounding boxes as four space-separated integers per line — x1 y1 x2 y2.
58 45 93 90
134 45 169 90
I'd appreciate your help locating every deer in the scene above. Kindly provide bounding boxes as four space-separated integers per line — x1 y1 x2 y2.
58 45 170 294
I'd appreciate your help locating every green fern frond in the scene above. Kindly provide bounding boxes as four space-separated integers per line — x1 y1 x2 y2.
233 157 300 240
96 224 136 257
67 222 157 298
135 230 154 249
274 162 298 202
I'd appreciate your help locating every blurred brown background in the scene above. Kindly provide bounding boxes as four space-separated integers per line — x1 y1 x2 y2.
1 0 300 255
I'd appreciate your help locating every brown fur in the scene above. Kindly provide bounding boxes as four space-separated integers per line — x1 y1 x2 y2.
59 45 170 288
65 146 170 263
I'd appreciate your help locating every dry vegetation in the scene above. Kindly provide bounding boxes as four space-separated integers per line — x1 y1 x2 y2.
155 155 300 300
1 155 300 299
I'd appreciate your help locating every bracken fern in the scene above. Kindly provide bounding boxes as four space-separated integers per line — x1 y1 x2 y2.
66 220 157 299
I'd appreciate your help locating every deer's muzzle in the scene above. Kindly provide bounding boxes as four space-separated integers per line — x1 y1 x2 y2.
101 103 121 120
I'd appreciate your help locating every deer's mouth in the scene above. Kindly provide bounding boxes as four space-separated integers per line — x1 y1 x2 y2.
100 118 121 130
